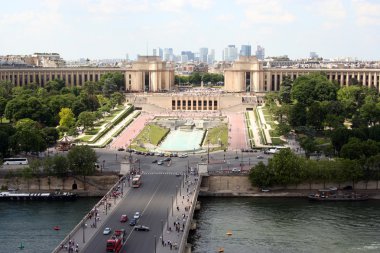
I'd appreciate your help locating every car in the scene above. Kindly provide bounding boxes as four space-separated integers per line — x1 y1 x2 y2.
234 156 239 159
133 212 141 219
232 168 241 173
190 167 196 175
179 153 188 158
117 147 125 151
257 155 264 159
157 160 163 165
120 214 128 222
103 227 112 235
176 172 181 177
261 188 270 192
343 185 353 190
134 225 150 231
164 157 171 162
129 218 137 226
152 159 158 163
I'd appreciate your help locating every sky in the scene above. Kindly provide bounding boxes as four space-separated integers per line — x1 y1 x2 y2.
1 0 380 61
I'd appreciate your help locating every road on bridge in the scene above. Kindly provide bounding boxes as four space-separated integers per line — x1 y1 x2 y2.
82 174 182 253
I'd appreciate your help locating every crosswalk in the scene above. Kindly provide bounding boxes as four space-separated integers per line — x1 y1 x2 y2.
141 171 183 175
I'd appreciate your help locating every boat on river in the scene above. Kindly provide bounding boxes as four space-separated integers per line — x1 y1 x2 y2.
0 191 77 201
308 189 368 201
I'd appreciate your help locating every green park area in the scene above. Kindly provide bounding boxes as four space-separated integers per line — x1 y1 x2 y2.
130 124 169 151
204 124 228 151
261 107 286 146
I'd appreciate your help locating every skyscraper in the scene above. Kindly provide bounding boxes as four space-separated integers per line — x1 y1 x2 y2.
224 45 238 62
199 47 208 63
208 49 215 64
181 51 195 62
256 45 265 60
164 48 174 61
240 45 251 57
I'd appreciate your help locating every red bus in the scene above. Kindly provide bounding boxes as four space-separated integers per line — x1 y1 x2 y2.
132 175 141 188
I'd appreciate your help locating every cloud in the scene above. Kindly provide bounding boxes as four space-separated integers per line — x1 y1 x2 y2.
154 0 214 12
236 0 295 24
216 14 234 22
353 0 380 26
79 0 150 15
313 0 346 20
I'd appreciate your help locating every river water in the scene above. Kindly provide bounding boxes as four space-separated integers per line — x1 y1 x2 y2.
1 197 380 253
189 197 380 253
0 198 100 253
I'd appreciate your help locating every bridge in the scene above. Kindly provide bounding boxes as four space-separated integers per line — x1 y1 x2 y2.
53 163 202 253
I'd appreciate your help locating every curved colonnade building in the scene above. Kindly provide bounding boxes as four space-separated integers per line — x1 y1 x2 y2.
1 56 380 111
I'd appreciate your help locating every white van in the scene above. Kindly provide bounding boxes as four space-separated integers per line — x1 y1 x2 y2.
232 168 241 173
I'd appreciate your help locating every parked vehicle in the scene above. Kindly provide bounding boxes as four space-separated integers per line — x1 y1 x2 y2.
129 218 137 226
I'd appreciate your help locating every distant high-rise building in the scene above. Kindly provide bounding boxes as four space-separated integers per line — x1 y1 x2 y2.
224 45 238 62
153 49 157 56
158 48 163 60
181 51 195 62
208 49 215 64
256 45 265 60
310 52 319 59
164 48 174 61
199 47 208 63
240 45 251 57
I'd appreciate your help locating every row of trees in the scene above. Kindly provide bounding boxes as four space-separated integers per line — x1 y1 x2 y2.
0 72 125 157
7 146 98 190
249 149 380 189
175 72 224 85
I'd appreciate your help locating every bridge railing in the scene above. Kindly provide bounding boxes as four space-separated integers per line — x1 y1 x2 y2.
51 176 125 253
178 175 202 253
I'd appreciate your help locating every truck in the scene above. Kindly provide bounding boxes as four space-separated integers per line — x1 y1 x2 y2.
106 229 126 253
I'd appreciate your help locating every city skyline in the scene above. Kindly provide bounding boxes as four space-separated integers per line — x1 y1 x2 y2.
0 0 380 60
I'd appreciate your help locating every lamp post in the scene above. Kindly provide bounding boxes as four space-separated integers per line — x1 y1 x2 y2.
167 207 169 230
207 140 210 164
161 219 164 242
171 195 174 216
102 160 105 174
175 185 178 206
82 221 85 243
154 236 157 253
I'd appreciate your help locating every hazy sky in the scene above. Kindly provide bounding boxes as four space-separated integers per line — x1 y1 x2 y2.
1 0 380 60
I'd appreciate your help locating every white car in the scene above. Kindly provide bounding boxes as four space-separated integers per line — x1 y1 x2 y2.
179 153 188 158
133 212 141 219
232 168 241 173
103 227 112 235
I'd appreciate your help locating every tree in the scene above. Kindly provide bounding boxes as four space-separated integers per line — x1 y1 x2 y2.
41 127 59 146
249 162 275 187
299 136 317 158
59 108 75 128
279 76 292 104
67 146 97 190
268 148 305 187
52 155 69 190
289 103 307 127
10 119 47 154
0 80 14 98
330 128 350 154
110 92 125 106
77 111 96 131
365 154 380 189
45 79 65 93
21 166 33 191
100 72 124 91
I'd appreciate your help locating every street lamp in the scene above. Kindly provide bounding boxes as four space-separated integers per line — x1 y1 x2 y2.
175 185 178 206
167 207 169 230
102 160 105 174
161 219 164 242
171 195 174 216
154 236 157 253
207 140 210 164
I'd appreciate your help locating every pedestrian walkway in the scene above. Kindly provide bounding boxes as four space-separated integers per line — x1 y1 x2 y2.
156 173 201 253
53 177 130 253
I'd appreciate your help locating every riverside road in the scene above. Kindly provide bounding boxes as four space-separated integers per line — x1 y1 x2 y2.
82 174 182 253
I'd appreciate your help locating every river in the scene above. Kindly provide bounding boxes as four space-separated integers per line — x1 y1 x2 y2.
189 197 380 253
1 197 380 253
0 198 100 253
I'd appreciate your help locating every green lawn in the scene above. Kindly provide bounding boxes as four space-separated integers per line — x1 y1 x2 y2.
204 124 228 147
0 117 10 123
84 127 101 135
271 137 286 145
132 124 169 146
79 135 93 142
